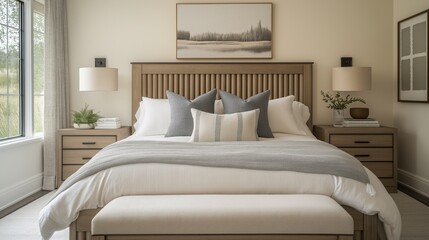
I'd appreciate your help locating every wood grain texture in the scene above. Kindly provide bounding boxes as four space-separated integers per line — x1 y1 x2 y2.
313 125 398 193
361 162 393 178
65 63 379 240
363 214 378 240
329 135 393 148
98 235 353 240
63 150 100 164
56 127 131 187
132 62 314 131
71 207 373 240
339 148 393 162
62 165 82 180
63 136 117 149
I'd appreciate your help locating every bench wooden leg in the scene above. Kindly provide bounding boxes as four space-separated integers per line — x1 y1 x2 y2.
89 235 354 240
364 214 378 240
69 221 77 240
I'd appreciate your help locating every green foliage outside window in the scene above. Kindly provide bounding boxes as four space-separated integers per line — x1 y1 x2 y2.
0 0 22 140
0 0 45 140
33 11 44 134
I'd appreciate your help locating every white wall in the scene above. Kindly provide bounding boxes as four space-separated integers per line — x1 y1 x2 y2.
67 0 393 127
393 0 429 197
0 139 43 211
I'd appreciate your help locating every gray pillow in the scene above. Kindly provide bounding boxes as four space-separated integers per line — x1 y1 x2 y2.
165 89 217 137
219 90 274 138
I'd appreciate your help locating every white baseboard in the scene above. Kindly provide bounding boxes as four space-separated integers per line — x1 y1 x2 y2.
0 173 43 211
398 169 429 198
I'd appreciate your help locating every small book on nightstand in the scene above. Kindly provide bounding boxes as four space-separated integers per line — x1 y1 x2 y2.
95 117 122 129
343 118 380 127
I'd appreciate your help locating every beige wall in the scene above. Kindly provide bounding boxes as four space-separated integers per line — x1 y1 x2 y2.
67 0 393 127
0 140 43 211
393 0 429 197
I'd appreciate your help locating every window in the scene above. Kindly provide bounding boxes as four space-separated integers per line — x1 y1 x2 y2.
0 0 45 142
0 0 23 140
32 1 44 134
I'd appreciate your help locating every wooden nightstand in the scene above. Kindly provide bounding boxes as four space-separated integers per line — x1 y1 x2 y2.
56 127 131 187
313 125 397 193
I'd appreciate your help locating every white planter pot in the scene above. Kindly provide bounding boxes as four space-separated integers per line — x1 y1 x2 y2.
73 123 94 129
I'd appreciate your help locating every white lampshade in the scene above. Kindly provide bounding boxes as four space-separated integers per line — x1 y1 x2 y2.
79 67 118 91
332 67 371 91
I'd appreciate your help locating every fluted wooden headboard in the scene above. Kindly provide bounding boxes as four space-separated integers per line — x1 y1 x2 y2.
131 62 314 129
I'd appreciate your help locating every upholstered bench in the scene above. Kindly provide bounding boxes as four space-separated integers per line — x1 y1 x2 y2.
91 194 354 240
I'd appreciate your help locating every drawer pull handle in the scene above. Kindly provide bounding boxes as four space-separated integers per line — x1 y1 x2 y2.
354 141 370 144
82 157 91 161
354 154 370 158
82 142 96 145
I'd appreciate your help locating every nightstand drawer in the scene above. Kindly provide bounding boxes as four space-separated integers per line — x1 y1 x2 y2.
57 127 131 187
63 136 116 149
63 149 99 164
340 148 392 162
62 165 82 180
314 125 397 193
362 162 393 177
330 134 392 147
380 178 396 187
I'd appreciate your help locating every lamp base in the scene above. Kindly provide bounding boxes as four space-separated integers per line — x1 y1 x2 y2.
350 108 369 119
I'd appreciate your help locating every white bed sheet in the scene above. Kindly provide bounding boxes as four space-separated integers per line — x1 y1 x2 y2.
39 134 400 240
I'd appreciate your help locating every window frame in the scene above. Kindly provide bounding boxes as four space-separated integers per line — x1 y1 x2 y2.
31 0 44 136
0 0 44 145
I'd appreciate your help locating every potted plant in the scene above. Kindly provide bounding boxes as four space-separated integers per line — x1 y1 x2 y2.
72 104 100 129
320 91 366 127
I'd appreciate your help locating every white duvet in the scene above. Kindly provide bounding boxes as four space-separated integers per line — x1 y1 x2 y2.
39 134 401 240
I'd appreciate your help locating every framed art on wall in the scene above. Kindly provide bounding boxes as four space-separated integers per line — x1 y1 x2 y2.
398 9 429 102
176 3 272 59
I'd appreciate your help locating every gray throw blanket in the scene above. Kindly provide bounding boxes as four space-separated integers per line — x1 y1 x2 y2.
52 139 369 201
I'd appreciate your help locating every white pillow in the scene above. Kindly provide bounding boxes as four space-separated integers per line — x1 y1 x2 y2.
190 108 260 142
292 101 313 136
134 98 229 136
134 97 171 136
134 102 144 131
214 99 224 114
267 96 305 135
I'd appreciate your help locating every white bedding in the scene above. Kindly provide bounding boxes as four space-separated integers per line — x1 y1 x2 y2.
39 134 401 240
127 132 316 142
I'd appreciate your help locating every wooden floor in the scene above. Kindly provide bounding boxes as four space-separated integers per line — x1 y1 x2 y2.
0 191 427 240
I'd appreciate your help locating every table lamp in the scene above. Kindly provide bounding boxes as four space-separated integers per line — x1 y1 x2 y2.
332 66 372 119
79 67 118 91
77 61 120 129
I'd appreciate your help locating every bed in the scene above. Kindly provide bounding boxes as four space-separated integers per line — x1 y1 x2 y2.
39 62 401 240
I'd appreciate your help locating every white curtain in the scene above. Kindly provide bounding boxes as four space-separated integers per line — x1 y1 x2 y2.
43 0 70 190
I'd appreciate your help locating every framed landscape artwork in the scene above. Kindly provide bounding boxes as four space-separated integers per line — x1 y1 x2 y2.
398 9 429 102
176 3 272 59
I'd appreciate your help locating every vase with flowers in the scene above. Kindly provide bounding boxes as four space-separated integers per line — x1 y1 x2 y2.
320 91 366 127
